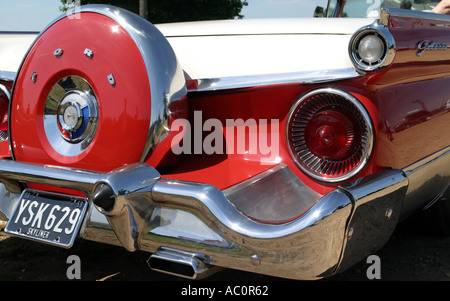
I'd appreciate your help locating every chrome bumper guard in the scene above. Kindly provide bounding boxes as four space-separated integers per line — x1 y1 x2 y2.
0 160 408 280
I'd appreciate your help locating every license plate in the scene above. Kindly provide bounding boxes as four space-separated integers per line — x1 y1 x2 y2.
5 189 88 248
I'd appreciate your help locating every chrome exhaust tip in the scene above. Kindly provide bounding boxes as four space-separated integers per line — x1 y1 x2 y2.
148 247 221 280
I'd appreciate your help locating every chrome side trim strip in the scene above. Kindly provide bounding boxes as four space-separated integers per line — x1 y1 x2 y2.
192 68 361 92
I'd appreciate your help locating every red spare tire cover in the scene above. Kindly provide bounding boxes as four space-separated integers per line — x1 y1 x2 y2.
10 5 187 173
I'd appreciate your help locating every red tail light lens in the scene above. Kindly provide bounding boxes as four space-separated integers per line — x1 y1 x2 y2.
305 109 359 160
287 88 373 182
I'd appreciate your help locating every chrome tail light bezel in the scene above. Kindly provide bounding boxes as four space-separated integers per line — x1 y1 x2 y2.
286 88 374 183
349 23 396 72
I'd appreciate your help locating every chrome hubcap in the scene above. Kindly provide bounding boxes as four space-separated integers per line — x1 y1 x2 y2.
44 76 98 156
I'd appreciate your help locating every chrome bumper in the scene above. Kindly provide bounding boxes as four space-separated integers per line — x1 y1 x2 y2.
0 160 408 280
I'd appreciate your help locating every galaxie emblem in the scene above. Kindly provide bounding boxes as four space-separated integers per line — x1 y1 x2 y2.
417 40 449 56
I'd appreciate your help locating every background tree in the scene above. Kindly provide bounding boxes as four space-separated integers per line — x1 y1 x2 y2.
61 0 248 23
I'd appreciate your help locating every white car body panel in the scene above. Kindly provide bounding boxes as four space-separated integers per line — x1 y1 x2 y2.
0 33 37 73
0 18 374 79
159 18 374 79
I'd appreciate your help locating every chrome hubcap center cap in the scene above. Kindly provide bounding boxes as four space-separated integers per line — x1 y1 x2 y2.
56 91 94 143
59 99 82 132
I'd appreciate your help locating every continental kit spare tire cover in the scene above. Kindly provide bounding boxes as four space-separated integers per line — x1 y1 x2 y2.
10 5 187 172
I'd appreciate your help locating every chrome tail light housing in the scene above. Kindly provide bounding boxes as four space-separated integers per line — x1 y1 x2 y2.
349 24 395 72
287 88 374 183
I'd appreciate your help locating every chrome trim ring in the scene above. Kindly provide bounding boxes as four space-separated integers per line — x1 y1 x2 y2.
193 68 362 92
286 88 374 183
44 76 98 156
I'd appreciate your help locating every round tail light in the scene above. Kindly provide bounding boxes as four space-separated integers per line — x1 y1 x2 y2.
287 88 374 182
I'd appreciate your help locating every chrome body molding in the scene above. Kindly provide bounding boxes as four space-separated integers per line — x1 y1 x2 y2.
9 4 187 163
192 68 361 92
2 145 450 279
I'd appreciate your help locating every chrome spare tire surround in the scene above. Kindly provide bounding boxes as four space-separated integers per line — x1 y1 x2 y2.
9 4 187 162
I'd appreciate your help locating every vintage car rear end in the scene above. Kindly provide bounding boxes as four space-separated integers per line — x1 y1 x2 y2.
1 1 450 280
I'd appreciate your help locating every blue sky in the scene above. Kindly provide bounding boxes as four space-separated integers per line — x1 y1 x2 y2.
0 0 328 31
0 0 62 31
